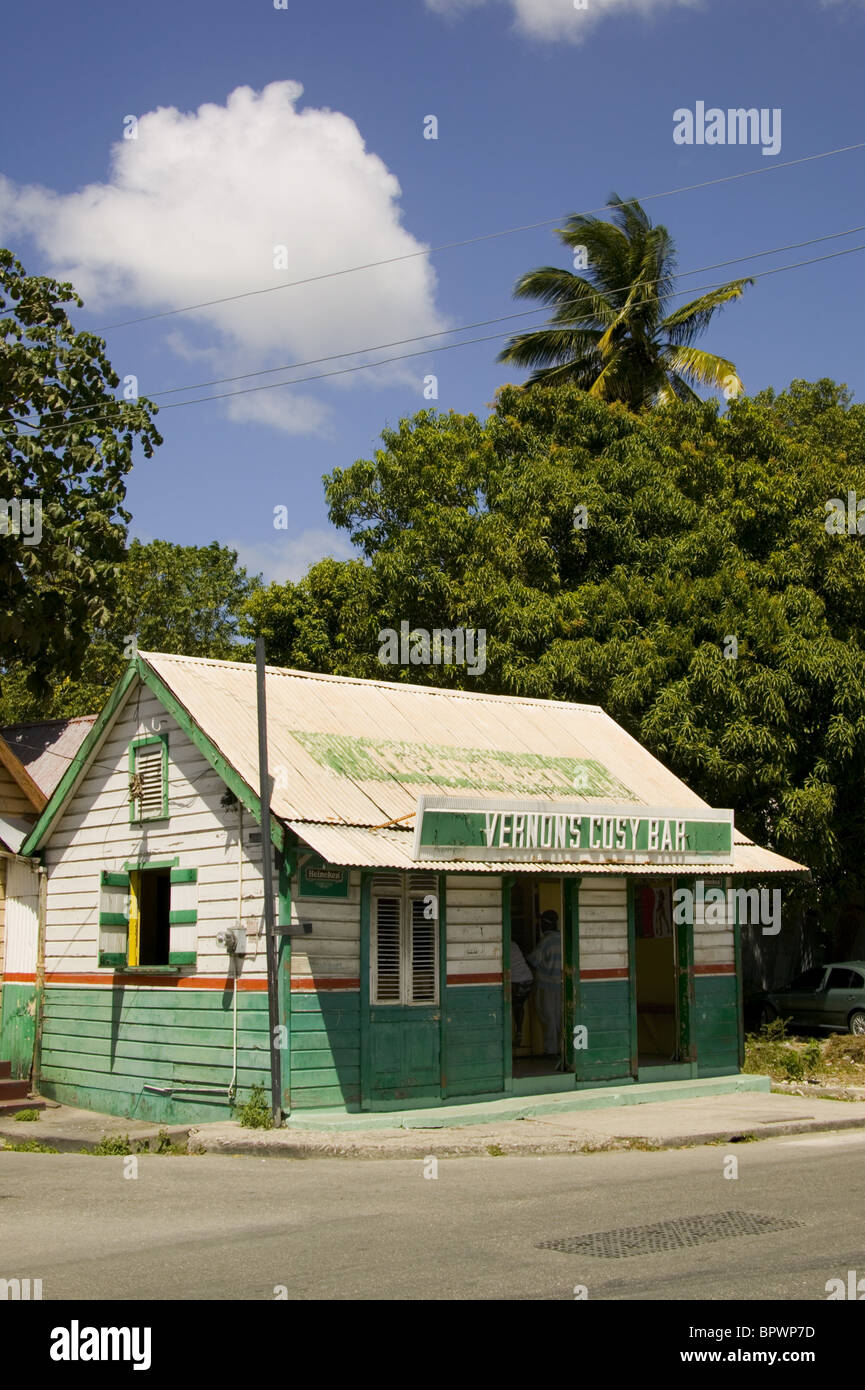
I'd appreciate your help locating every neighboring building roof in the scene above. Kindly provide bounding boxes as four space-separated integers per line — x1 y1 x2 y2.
1 716 97 799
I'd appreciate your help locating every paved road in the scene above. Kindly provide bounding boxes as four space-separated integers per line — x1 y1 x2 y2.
3 1132 865 1300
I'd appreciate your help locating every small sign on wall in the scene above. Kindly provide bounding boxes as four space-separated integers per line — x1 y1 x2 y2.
298 854 350 900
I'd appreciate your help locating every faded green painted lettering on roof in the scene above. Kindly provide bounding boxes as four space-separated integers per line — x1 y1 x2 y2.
288 730 636 800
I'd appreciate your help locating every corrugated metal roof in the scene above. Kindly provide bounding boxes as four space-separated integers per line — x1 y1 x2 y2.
142 652 708 821
139 652 808 878
289 821 807 877
1 716 97 797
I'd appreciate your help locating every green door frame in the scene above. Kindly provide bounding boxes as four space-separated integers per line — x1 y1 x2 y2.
627 880 639 1079
437 872 448 1097
501 876 515 1093
563 875 581 1075
732 876 745 1070
628 877 695 1075
360 870 372 1108
675 875 696 1063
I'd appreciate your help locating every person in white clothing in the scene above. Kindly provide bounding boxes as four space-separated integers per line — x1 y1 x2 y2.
510 940 533 1043
528 910 562 1056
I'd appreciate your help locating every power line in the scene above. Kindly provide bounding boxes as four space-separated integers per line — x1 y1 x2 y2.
91 139 865 331
131 222 865 400
9 238 865 436
10 221 865 428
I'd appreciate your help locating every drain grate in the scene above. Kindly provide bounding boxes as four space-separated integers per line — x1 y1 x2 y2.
537 1210 803 1258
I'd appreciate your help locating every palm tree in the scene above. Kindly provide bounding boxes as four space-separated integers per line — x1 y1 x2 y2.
498 194 752 409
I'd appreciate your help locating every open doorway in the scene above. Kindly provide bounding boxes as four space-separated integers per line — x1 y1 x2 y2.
510 876 567 1078
634 881 680 1067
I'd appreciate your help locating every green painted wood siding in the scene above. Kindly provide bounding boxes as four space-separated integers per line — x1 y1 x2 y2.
38 985 271 1124
575 980 632 1082
289 989 361 1109
444 985 503 1097
693 974 740 1075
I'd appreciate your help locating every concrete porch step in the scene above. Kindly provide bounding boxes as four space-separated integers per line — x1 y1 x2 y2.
0 1076 35 1103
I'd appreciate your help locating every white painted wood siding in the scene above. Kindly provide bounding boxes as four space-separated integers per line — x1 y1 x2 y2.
287 868 361 981
4 859 40 975
579 878 628 973
445 874 502 979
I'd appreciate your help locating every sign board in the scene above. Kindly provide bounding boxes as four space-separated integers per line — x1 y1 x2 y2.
412 796 734 864
297 854 350 899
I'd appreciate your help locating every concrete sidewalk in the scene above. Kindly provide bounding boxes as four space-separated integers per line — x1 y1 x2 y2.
4 1083 865 1158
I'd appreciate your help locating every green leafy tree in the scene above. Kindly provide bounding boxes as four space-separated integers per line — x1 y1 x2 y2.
0 249 161 690
246 380 865 904
0 539 261 721
498 195 752 408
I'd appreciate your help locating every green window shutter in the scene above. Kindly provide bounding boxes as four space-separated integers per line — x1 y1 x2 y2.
168 867 198 966
99 870 130 968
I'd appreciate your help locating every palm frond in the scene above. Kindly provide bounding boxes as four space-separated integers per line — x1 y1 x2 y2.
662 279 753 344
662 344 742 393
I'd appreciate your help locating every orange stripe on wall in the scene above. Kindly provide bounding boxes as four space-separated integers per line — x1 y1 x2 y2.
693 964 735 975
447 972 502 985
290 977 360 991
580 968 629 980
2 973 36 983
44 972 269 990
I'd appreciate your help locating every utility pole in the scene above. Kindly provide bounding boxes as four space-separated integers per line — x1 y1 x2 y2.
255 636 282 1126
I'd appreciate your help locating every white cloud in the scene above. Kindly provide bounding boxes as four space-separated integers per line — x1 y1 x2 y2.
232 528 355 584
426 0 699 42
0 82 447 434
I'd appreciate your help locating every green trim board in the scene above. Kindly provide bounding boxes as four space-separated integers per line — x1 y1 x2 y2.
137 659 284 852
128 733 169 823
414 796 734 862
21 662 139 857
501 876 513 1092
563 876 580 1072
359 871 372 1108
676 877 696 1063
627 882 638 1079
437 872 448 1097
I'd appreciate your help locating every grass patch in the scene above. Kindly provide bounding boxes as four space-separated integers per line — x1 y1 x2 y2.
745 1017 865 1088
2 1139 59 1153
82 1129 189 1156
235 1084 274 1130
11 1108 40 1122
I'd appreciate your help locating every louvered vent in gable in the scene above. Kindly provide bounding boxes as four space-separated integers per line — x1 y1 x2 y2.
131 739 166 821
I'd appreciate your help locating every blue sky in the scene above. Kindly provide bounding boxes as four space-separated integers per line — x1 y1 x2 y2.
2 0 864 583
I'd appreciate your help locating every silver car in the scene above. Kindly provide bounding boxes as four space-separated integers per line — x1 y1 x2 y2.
760 961 865 1035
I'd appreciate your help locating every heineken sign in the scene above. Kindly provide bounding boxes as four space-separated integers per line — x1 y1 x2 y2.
413 796 733 863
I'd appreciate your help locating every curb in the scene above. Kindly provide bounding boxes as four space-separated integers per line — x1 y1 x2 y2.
187 1110 865 1160
0 1123 191 1154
